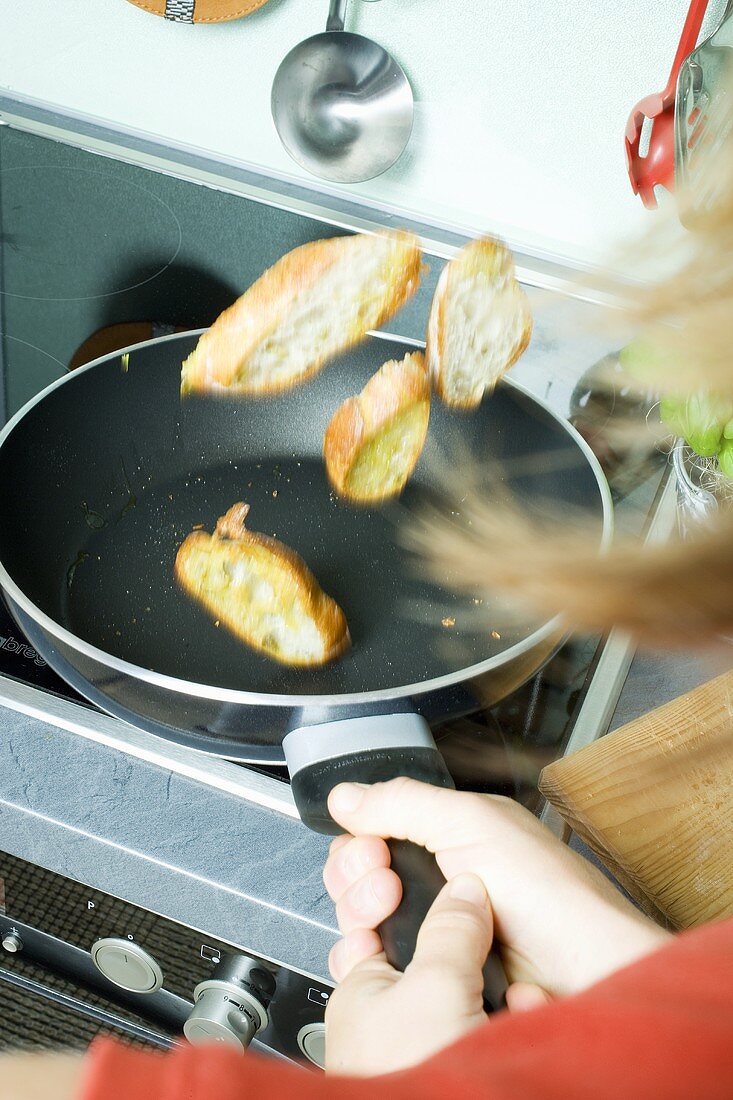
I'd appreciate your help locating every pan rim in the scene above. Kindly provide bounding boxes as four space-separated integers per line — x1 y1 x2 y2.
0 329 614 707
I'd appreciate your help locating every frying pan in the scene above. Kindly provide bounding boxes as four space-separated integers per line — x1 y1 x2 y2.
0 328 612 1008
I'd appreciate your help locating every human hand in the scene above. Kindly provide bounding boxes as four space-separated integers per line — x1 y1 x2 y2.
324 865 498 1076
322 779 669 1075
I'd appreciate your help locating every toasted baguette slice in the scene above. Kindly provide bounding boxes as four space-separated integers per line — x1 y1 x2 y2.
180 230 422 397
175 504 350 666
426 237 532 409
324 351 430 503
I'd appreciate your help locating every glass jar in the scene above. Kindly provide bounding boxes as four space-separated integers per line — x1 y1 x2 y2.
671 438 723 536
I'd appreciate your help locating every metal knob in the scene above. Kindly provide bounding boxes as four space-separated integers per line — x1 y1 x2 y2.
91 938 164 993
183 955 275 1052
297 1022 327 1069
1 931 23 954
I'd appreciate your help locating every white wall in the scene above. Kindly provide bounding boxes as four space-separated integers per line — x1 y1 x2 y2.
1 0 727 270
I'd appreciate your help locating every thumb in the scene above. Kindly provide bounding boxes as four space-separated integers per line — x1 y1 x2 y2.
505 982 553 1013
409 872 494 984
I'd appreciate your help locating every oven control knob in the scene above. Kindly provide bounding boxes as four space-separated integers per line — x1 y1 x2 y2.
184 955 274 1052
1 931 23 954
91 938 164 993
297 1022 326 1069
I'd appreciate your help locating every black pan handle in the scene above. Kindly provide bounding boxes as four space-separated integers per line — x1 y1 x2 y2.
380 839 506 1011
283 713 507 1013
379 837 447 966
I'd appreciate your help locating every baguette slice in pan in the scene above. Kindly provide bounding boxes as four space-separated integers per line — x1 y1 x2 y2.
181 230 422 396
175 504 350 667
324 351 430 503
427 237 532 409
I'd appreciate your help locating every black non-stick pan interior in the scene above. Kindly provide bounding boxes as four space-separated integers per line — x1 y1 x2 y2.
0 333 604 697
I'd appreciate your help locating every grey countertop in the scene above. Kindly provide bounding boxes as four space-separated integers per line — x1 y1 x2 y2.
609 649 719 728
0 700 337 980
0 650 719 983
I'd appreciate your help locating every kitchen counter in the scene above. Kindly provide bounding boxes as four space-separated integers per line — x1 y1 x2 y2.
1 0 729 275
0 649 719 981
0 699 336 979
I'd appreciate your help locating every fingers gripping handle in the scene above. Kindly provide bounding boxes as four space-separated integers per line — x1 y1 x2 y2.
380 841 507 1013
283 714 508 1013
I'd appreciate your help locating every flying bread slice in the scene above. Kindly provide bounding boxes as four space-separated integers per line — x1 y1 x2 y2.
426 237 532 409
324 351 430 503
180 230 422 396
175 504 350 667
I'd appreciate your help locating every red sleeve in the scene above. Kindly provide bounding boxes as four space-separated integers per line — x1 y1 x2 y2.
80 918 733 1100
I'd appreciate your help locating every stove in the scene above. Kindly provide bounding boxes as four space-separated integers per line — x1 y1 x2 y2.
0 92 677 1060
0 94 679 819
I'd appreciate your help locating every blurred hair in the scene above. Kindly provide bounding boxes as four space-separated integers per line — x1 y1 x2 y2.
418 103 733 648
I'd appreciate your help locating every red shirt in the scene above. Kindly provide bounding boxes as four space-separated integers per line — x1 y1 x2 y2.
81 918 733 1100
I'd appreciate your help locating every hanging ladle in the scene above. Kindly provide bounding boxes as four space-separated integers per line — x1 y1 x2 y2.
271 0 414 183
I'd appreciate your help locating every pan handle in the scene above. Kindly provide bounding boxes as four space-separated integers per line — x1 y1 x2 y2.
282 714 507 1013
384 838 508 1012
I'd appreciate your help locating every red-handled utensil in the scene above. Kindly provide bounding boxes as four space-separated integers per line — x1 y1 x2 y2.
625 0 709 208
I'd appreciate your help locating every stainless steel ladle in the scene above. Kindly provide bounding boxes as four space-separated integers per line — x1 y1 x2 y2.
271 0 414 184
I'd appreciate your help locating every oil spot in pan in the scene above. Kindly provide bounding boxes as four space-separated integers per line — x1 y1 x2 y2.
81 501 105 529
119 461 137 518
66 550 90 592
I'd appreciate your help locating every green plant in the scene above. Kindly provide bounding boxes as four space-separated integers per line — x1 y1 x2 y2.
620 340 733 478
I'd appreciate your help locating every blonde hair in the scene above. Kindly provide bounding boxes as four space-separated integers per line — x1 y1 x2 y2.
418 131 733 648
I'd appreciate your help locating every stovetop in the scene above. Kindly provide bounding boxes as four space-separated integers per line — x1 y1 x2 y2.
0 115 677 822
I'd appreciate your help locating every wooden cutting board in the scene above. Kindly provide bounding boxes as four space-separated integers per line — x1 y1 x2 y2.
125 0 271 23
539 669 733 929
